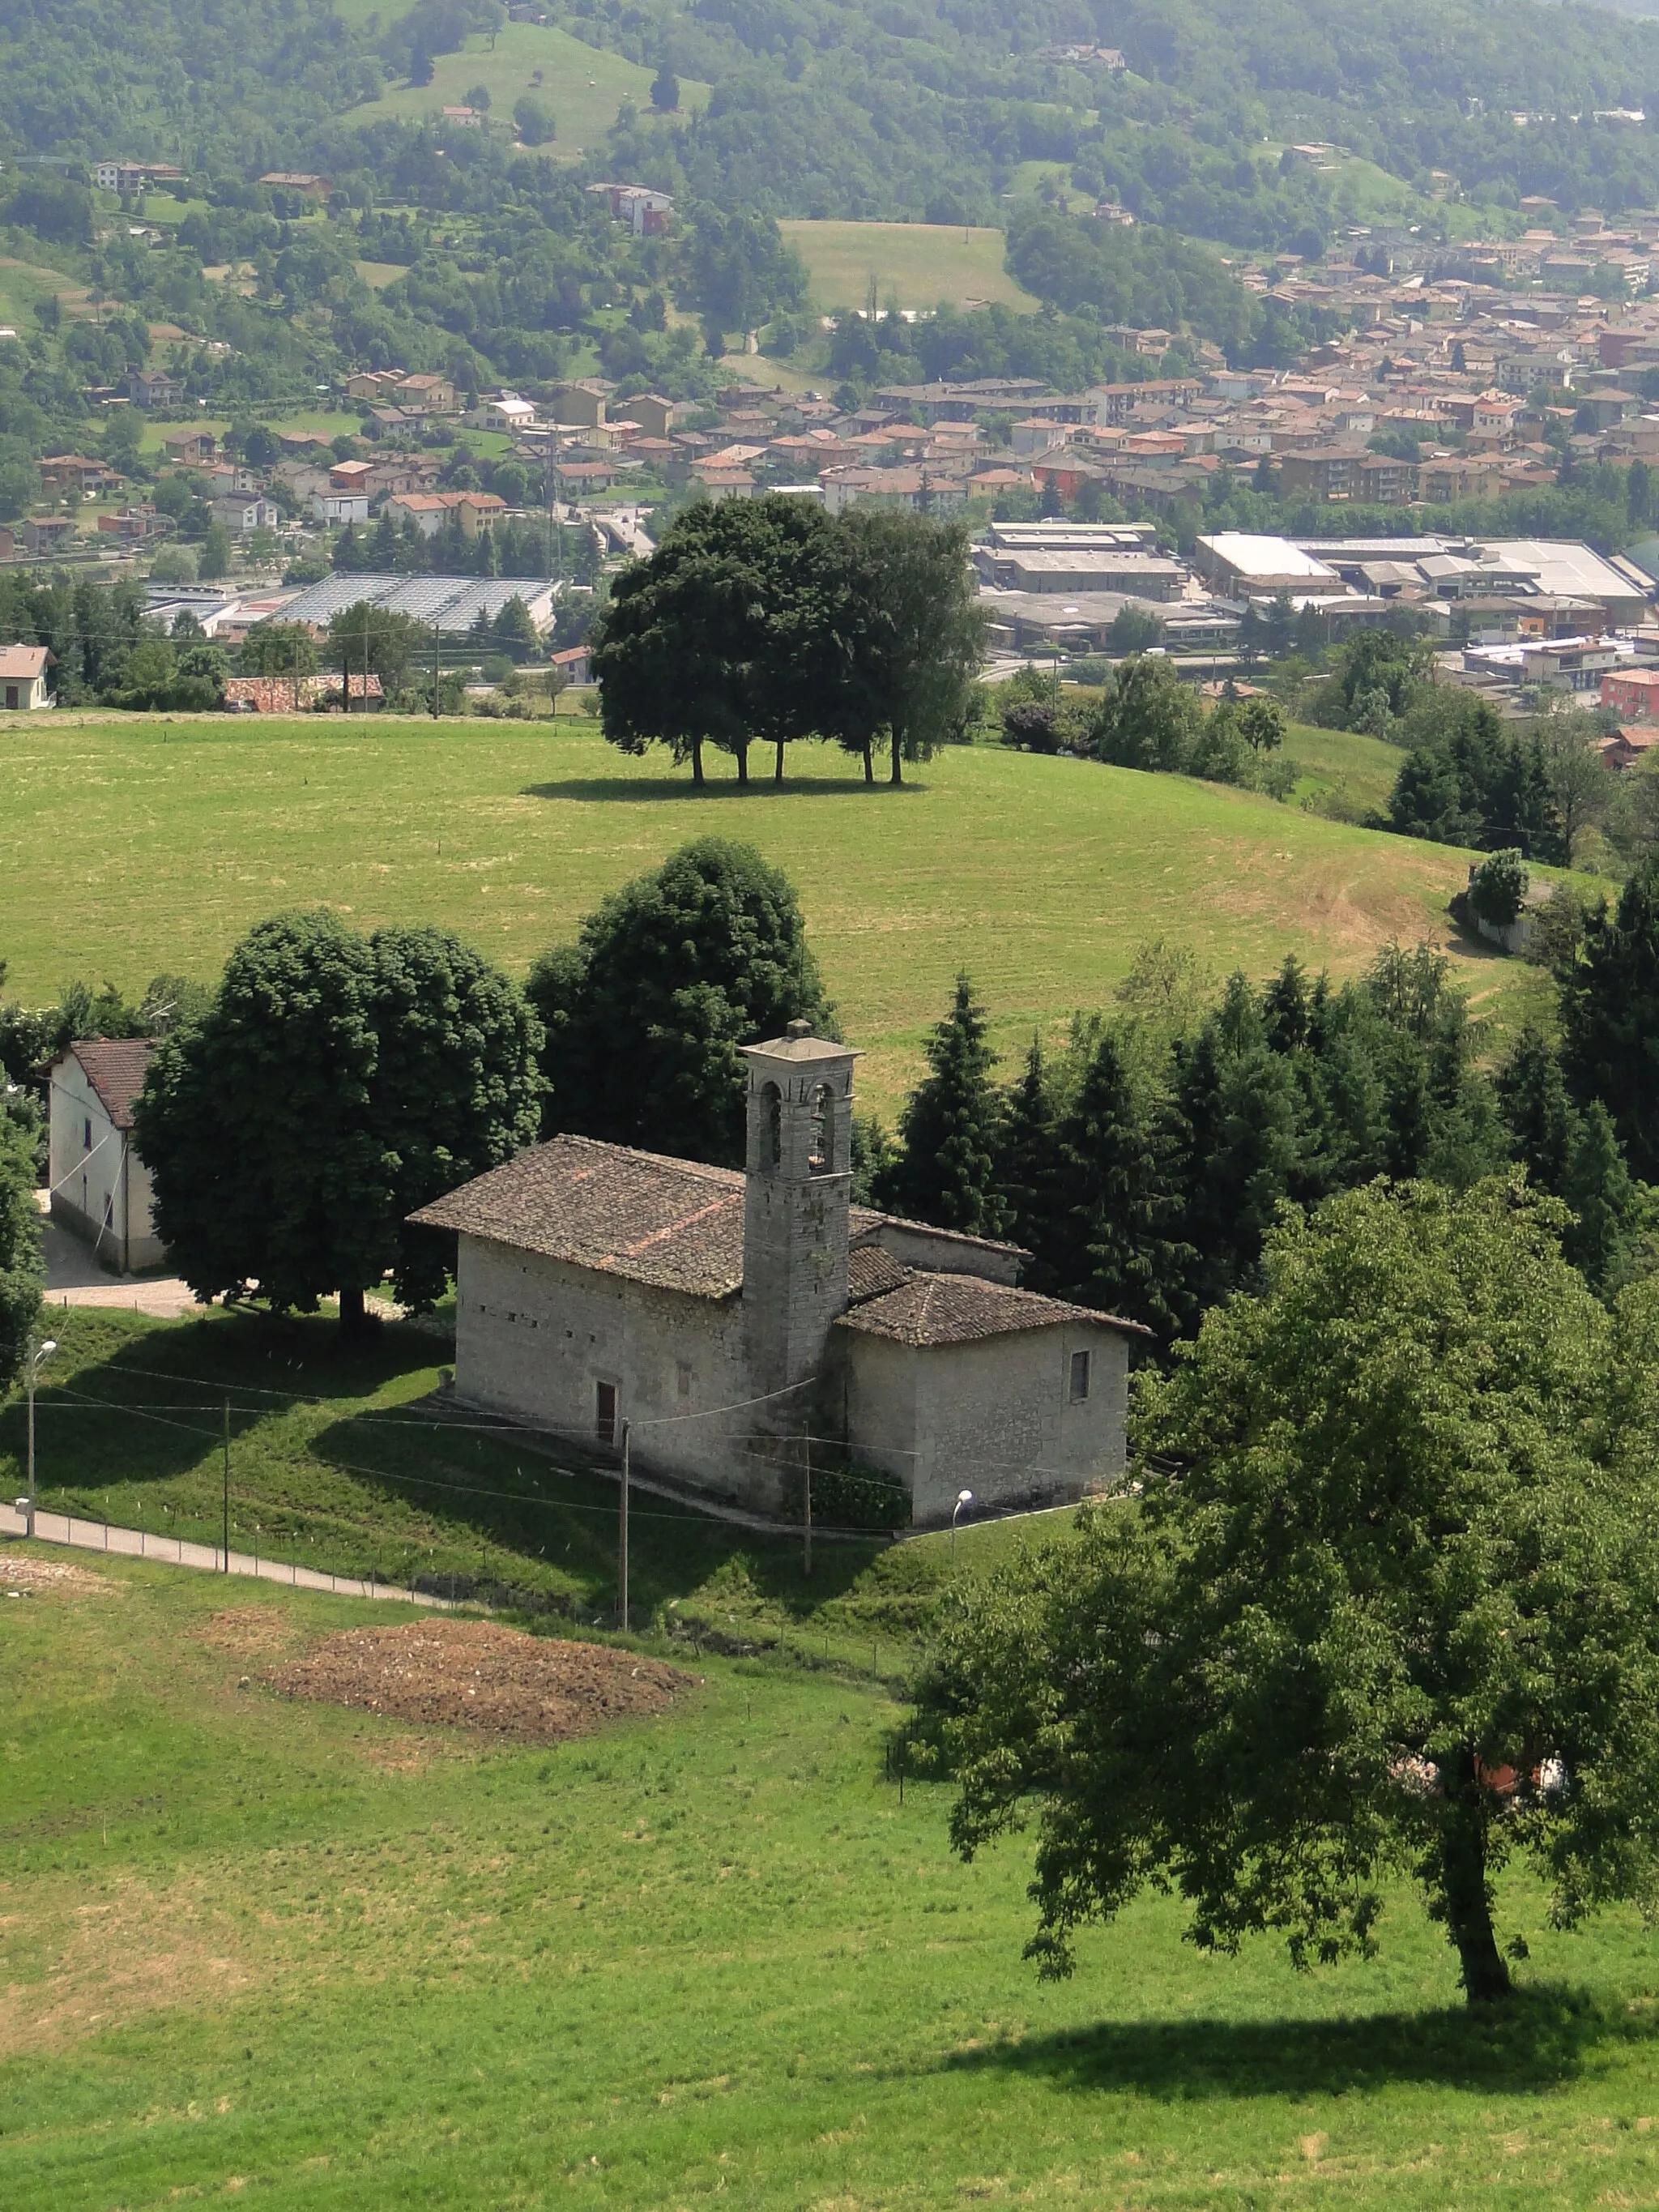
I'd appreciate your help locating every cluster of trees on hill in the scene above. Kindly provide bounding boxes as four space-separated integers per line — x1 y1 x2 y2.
591 0 1659 228
592 495 987 786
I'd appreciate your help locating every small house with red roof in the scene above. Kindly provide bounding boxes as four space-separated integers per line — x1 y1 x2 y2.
47 1039 165 1273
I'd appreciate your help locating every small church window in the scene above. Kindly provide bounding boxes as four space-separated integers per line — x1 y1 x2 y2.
761 1081 783 1169
676 1360 693 1399
595 1379 617 1446
808 1083 834 1175
1068 1350 1091 1403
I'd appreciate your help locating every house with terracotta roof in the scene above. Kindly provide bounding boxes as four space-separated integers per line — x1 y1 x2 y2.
0 644 53 710
47 1040 164 1273
412 1026 1143 1526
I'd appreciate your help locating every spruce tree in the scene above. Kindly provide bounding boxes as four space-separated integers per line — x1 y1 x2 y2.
1562 856 1659 1181
1171 975 1306 1309
1055 1027 1191 1337
884 976 1008 1236
994 1039 1066 1285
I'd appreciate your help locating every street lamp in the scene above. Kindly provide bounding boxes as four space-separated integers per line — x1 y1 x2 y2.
951 1488 975 1562
23 1338 57 1539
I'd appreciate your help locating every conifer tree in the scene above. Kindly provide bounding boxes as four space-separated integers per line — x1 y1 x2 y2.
1562 856 1659 1181
1055 1027 1191 1336
1170 974 1305 1309
883 976 1008 1236
994 1039 1066 1286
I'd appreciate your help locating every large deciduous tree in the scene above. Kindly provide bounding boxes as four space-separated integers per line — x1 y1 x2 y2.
527 839 832 1167
0 1078 42 1394
827 510 987 785
919 1179 1659 2007
135 912 541 1330
591 495 834 785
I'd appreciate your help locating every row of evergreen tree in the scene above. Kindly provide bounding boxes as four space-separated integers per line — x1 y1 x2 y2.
873 912 1655 1337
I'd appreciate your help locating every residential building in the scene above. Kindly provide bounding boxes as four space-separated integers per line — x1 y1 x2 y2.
258 172 330 199
47 1040 164 1274
1602 666 1659 720
211 494 280 534
127 368 184 409
0 645 53 710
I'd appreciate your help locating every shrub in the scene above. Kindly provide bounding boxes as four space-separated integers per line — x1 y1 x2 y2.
1469 848 1529 926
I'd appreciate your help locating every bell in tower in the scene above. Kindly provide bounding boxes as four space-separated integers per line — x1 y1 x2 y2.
739 1020 859 1398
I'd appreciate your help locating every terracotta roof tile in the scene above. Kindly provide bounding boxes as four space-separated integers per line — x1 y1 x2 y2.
846 1245 911 1304
836 1273 1147 1347
408 1134 747 1296
62 1038 156 1129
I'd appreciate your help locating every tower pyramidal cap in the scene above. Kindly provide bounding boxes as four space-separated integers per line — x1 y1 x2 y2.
738 1021 861 1399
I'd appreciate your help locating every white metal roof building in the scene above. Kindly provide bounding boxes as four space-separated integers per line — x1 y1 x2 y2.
1193 533 1343 598
276 574 559 634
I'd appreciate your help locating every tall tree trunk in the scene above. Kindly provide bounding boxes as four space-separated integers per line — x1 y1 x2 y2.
861 737 874 785
774 739 785 783
338 1284 367 1337
691 738 704 788
736 742 749 787
1436 1760 1512 2005
889 721 903 786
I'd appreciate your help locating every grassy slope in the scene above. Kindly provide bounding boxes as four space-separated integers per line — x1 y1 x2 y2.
777 220 1039 314
7 1548 1659 2208
0 256 75 331
1282 720 1406 821
0 720 1542 1111
343 24 708 152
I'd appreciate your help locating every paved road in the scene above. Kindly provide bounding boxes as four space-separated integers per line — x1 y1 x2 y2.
0 1499 454 1606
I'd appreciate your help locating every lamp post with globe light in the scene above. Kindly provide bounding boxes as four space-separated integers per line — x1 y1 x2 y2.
22 1337 57 1538
951 1488 974 1562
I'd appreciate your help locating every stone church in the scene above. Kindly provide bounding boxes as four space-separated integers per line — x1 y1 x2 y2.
412 1024 1144 1525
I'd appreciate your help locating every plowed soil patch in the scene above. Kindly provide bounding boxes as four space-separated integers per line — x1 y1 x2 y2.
267 1619 693 1743
0 1555 113 1595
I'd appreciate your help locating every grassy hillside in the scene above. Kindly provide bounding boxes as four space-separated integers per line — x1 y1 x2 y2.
345 23 708 152
0 720 1548 1109
7 1530 1659 2208
777 220 1039 314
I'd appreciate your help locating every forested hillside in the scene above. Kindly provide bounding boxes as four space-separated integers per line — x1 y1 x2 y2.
0 1 381 166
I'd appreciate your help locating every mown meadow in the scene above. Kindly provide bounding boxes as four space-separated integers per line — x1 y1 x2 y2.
0 716 1548 1113
6 1497 1659 2210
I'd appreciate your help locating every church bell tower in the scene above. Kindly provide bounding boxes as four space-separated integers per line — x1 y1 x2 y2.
739 1022 859 1397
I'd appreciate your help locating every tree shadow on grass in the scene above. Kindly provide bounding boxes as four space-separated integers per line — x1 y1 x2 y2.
520 775 926 804
945 1984 1659 2101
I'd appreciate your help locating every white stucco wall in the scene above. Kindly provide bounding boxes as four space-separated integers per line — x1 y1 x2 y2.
454 1235 795 1510
844 1319 1130 1524
47 1057 163 1273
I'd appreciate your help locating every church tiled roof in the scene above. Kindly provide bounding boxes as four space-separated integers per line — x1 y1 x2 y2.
836 1272 1148 1347
409 1134 749 1296
410 1134 1138 1337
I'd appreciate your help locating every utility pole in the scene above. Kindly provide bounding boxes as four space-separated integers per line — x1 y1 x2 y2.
803 1437 812 1578
617 1418 630 1633
431 618 441 718
222 1397 230 1571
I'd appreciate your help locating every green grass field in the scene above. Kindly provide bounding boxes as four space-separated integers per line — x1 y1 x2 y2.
1282 720 1406 822
9 1503 1659 2209
0 720 1546 1110
778 220 1038 314
344 24 708 152
136 409 365 455
0 255 75 331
